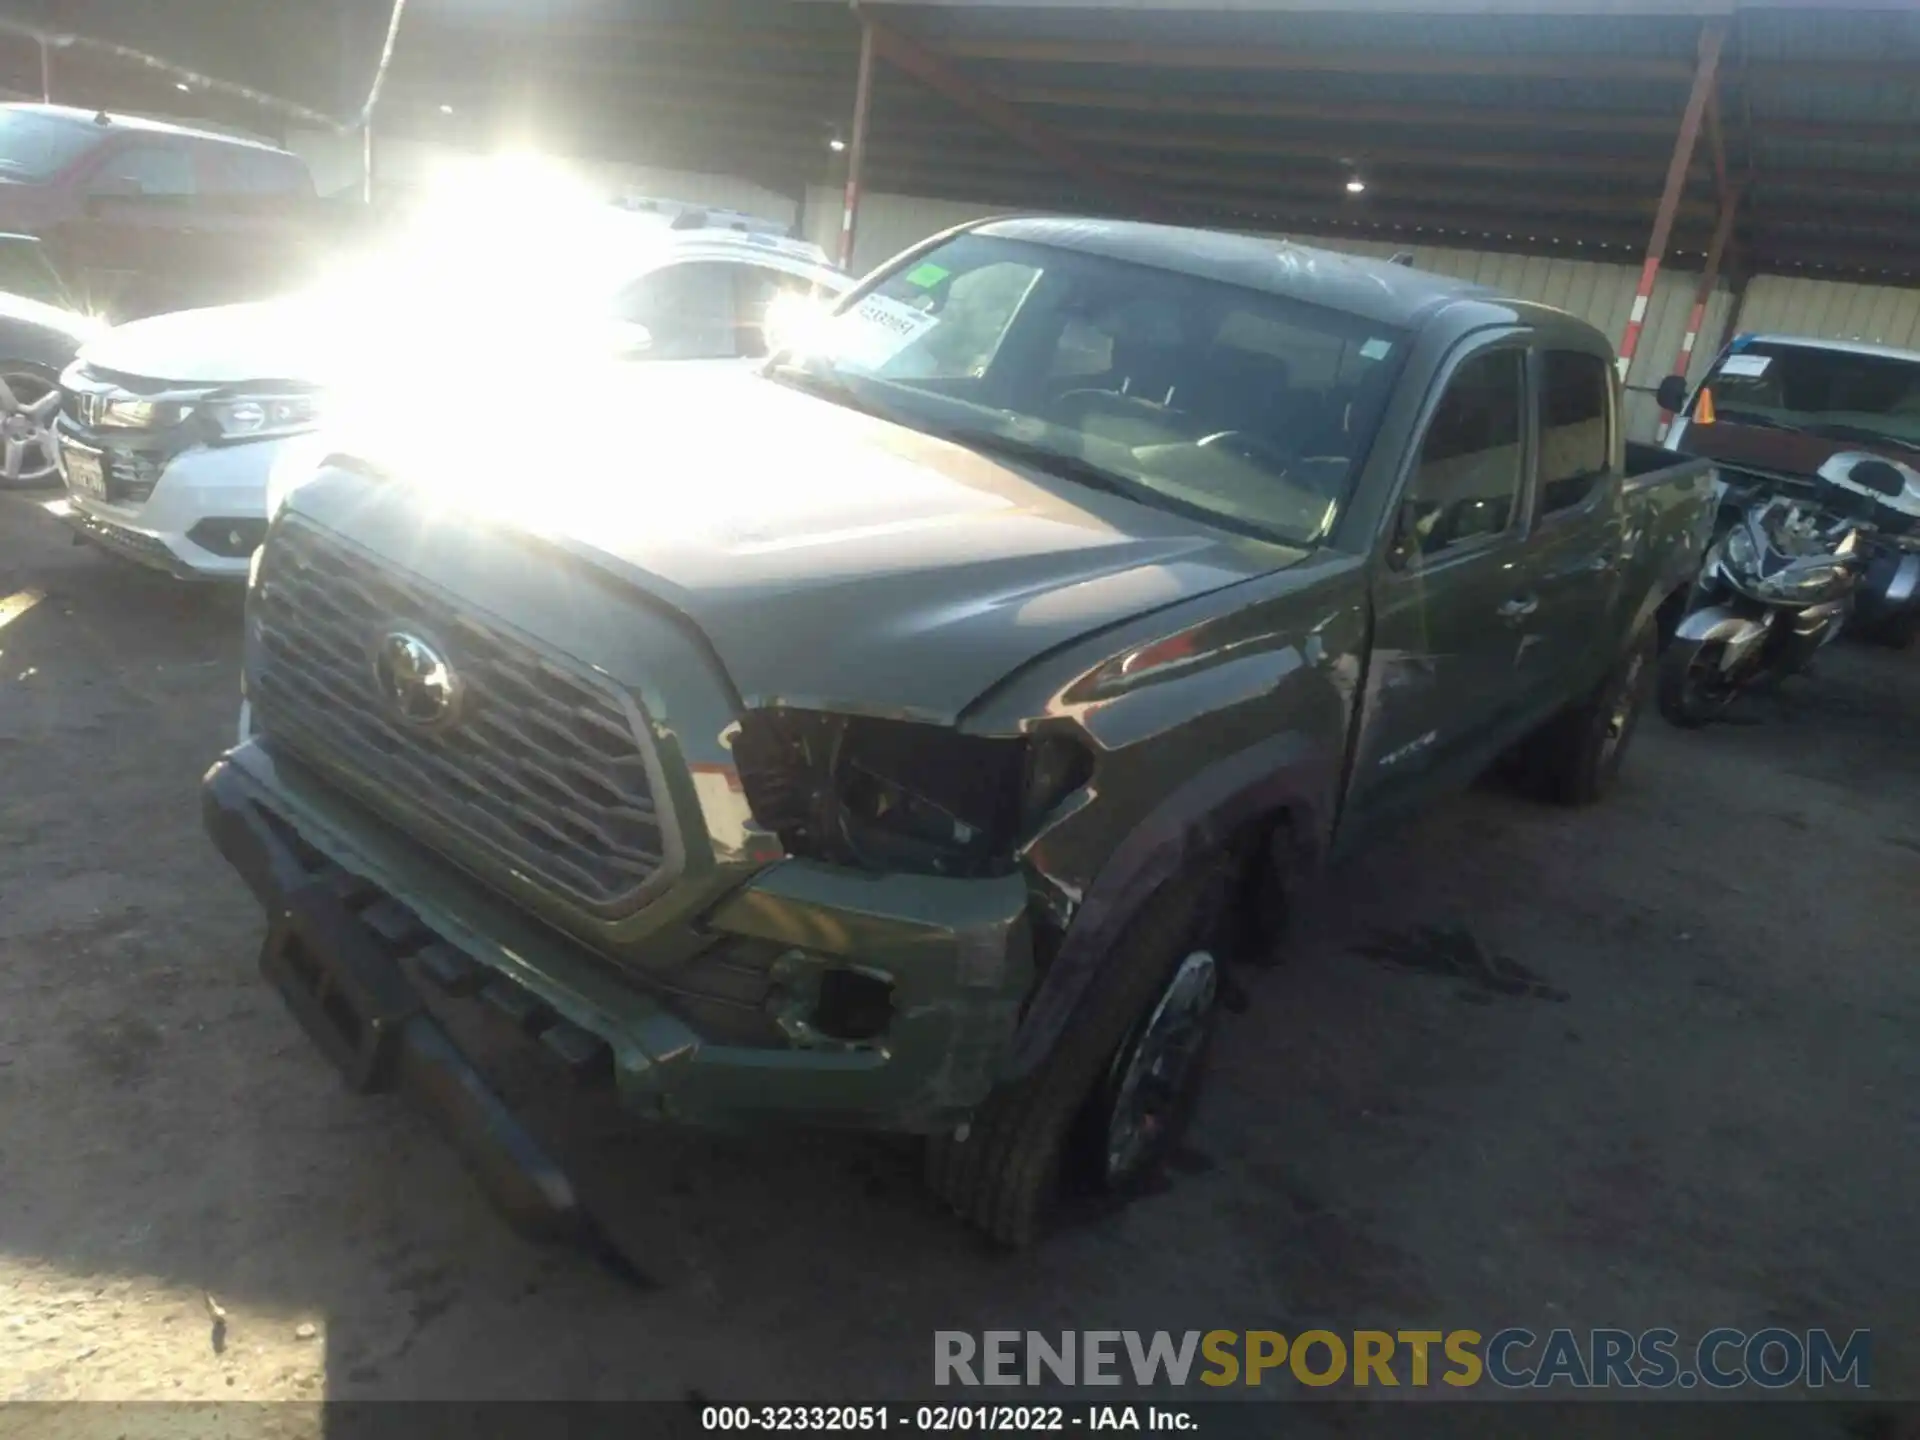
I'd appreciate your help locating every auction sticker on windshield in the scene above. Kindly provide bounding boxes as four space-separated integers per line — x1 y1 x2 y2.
839 292 939 367
61 441 106 500
1718 354 1772 378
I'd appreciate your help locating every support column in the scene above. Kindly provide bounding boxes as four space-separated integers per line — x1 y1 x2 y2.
1616 19 1726 384
838 16 876 272
1657 185 1740 439
38 38 51 101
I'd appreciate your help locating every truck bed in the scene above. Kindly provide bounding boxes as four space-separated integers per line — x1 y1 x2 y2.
1625 440 1713 492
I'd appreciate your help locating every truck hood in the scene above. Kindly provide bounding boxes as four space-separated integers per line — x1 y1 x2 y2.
77 300 334 386
302 367 1303 722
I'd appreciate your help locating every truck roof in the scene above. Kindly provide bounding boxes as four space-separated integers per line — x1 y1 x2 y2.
1 101 295 156
974 216 1502 331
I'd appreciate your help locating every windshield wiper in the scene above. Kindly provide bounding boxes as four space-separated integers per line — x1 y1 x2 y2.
1712 408 1817 435
938 429 1145 502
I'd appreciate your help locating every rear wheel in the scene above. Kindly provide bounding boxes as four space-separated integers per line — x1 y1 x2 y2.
1520 625 1655 806
923 872 1221 1248
1658 636 1740 728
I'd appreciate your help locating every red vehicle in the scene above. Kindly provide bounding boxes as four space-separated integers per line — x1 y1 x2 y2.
0 102 340 322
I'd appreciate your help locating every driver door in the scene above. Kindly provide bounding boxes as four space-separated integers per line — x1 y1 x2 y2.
1340 341 1541 844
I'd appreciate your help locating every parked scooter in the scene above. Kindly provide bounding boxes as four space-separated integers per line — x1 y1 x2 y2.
1659 491 1867 727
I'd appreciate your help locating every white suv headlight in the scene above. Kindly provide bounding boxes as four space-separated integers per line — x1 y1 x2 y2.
208 394 324 439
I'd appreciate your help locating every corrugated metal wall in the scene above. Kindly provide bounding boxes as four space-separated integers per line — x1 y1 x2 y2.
1737 276 1920 351
806 186 1738 441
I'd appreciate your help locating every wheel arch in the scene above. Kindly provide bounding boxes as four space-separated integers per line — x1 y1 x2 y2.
1006 730 1333 1077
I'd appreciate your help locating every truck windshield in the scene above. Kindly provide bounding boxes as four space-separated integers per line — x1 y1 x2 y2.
0 109 104 182
1701 342 1920 454
773 232 1409 546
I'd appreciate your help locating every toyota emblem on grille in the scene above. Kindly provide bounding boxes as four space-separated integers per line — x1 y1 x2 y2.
371 630 461 729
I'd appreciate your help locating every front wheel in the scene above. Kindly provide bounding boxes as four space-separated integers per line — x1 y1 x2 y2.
0 363 63 490
923 873 1221 1248
1657 637 1740 728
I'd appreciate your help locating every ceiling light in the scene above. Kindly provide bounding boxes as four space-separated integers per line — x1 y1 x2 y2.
438 103 454 115
829 136 847 152
1345 177 1366 194
175 81 190 92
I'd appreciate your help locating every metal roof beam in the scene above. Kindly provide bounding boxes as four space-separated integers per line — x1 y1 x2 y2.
1002 85 1687 136
927 36 1920 89
863 14 1161 214
928 37 1696 83
1058 124 1711 181
1752 167 1920 196
1102 161 1717 222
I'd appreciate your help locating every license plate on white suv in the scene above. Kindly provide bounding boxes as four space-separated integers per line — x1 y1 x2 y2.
62 440 107 500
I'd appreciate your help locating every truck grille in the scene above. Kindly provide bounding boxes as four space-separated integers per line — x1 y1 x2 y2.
251 518 672 914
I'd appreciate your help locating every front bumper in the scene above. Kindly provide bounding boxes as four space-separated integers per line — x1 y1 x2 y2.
203 742 1034 1139
57 433 318 580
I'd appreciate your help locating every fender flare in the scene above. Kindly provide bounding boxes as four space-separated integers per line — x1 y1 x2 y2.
1005 731 1334 1076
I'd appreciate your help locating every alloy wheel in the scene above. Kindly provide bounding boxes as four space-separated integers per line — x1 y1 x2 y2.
0 369 63 487
1103 949 1218 1184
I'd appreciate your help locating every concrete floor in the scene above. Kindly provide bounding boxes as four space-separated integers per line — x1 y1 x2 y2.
2 491 1917 1428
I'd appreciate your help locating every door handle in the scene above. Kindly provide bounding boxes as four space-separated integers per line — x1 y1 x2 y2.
1497 594 1540 621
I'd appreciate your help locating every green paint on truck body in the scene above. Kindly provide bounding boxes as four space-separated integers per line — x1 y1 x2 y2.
210 218 1713 1133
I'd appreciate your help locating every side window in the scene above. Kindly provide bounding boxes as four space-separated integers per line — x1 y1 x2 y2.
1397 349 1526 562
89 144 195 197
199 146 307 197
1537 350 1612 515
612 263 738 360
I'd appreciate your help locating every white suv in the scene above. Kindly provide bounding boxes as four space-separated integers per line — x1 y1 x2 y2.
53 203 849 580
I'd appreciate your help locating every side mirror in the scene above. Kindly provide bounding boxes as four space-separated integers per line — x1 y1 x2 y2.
1655 374 1689 414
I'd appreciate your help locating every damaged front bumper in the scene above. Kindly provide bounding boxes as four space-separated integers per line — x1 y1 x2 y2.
203 741 1034 1228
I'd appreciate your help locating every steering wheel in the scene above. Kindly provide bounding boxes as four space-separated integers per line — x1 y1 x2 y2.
1198 429 1291 471
1054 387 1192 425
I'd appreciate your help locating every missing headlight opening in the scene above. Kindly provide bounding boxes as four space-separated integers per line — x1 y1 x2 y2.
731 711 1092 878
812 968 893 1042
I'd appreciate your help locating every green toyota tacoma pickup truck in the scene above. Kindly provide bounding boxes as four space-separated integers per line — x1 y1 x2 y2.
203 218 1713 1248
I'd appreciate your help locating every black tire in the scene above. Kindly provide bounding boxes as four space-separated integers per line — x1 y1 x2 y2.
924 871 1219 1248
1657 636 1738 729
1525 625 1656 806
